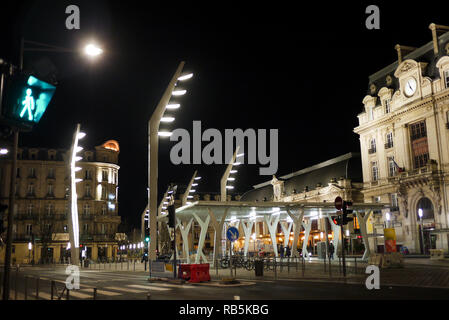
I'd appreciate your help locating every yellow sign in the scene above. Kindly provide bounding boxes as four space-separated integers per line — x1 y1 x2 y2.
384 228 397 252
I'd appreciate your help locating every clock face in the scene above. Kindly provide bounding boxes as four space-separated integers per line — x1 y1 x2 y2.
404 77 417 97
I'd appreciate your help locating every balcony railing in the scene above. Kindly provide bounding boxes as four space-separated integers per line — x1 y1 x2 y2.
384 142 393 149
368 148 376 154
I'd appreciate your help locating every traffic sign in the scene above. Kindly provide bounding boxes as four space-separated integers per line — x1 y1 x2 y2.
226 227 239 242
334 196 343 210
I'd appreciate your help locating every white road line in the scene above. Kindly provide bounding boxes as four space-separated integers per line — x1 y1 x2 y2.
103 286 151 293
127 284 171 291
95 289 122 296
68 290 92 299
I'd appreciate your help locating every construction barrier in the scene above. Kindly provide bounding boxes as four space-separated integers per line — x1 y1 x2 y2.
178 264 210 283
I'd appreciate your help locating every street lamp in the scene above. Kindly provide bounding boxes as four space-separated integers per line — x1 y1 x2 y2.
220 147 241 201
418 208 425 254
148 62 192 261
67 124 86 266
84 43 103 57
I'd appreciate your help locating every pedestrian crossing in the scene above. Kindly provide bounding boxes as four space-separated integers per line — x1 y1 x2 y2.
7 281 192 300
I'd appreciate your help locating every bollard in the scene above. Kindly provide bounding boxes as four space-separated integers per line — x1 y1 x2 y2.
288 257 290 274
302 257 305 277
329 256 332 278
67 288 70 300
134 260 136 272
215 259 218 277
93 288 97 300
274 258 277 280
324 256 326 273
338 256 341 273
295 256 298 272
36 277 39 300
354 257 357 274
116 260 117 270
24 276 27 300
51 280 54 300
147 292 151 300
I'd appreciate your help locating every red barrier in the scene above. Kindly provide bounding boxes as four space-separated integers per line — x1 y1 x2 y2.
178 264 210 283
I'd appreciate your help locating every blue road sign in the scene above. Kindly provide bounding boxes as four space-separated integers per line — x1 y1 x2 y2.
226 227 239 242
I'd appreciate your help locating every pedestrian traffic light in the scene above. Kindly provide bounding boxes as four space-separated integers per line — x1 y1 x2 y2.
145 236 150 242
332 215 343 226
1 73 56 129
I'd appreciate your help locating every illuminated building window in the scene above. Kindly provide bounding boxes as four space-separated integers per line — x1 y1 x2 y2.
83 203 90 215
371 162 378 181
48 168 55 179
102 169 108 182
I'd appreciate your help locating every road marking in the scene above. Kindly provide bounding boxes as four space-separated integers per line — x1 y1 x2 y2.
95 289 122 296
127 284 171 291
68 290 92 299
104 286 151 293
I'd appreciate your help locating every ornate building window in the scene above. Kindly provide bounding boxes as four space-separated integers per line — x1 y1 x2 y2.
369 138 376 154
83 203 90 215
27 203 33 215
102 169 108 182
47 184 54 197
384 99 391 114
27 184 35 196
388 157 396 177
410 121 429 168
385 132 393 149
48 168 55 179
85 184 91 197
445 70 449 88
45 203 54 216
28 167 36 178
371 161 378 181
102 205 107 215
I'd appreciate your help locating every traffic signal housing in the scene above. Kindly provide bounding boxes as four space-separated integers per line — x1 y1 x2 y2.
1 73 56 130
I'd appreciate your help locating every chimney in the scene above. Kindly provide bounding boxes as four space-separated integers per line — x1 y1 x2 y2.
429 23 449 55
394 44 417 64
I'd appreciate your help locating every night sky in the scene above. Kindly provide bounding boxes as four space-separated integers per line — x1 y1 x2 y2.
0 1 447 230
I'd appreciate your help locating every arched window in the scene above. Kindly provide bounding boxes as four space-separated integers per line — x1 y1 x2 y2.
416 197 434 220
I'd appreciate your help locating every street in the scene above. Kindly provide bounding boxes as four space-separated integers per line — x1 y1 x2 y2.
2 264 449 300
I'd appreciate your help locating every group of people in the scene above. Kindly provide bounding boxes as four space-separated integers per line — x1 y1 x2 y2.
279 245 292 258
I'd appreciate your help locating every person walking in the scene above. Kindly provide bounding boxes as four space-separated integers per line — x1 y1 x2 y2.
328 241 335 260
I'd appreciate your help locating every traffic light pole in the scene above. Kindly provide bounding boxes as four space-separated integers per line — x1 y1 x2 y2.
340 224 346 277
2 128 18 300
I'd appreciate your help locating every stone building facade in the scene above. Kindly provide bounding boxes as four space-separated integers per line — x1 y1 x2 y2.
0 140 122 264
354 24 449 254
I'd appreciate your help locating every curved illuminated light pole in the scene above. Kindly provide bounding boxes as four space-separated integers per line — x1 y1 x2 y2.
220 146 242 201
67 124 86 266
148 62 193 261
182 170 199 206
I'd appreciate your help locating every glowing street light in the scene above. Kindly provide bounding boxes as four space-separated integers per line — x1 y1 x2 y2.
148 61 192 261
0 148 8 155
67 123 85 266
418 208 425 254
84 43 103 57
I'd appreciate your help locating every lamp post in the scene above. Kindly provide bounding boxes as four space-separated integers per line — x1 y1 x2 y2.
148 62 192 261
418 208 425 254
220 147 241 201
67 124 86 266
